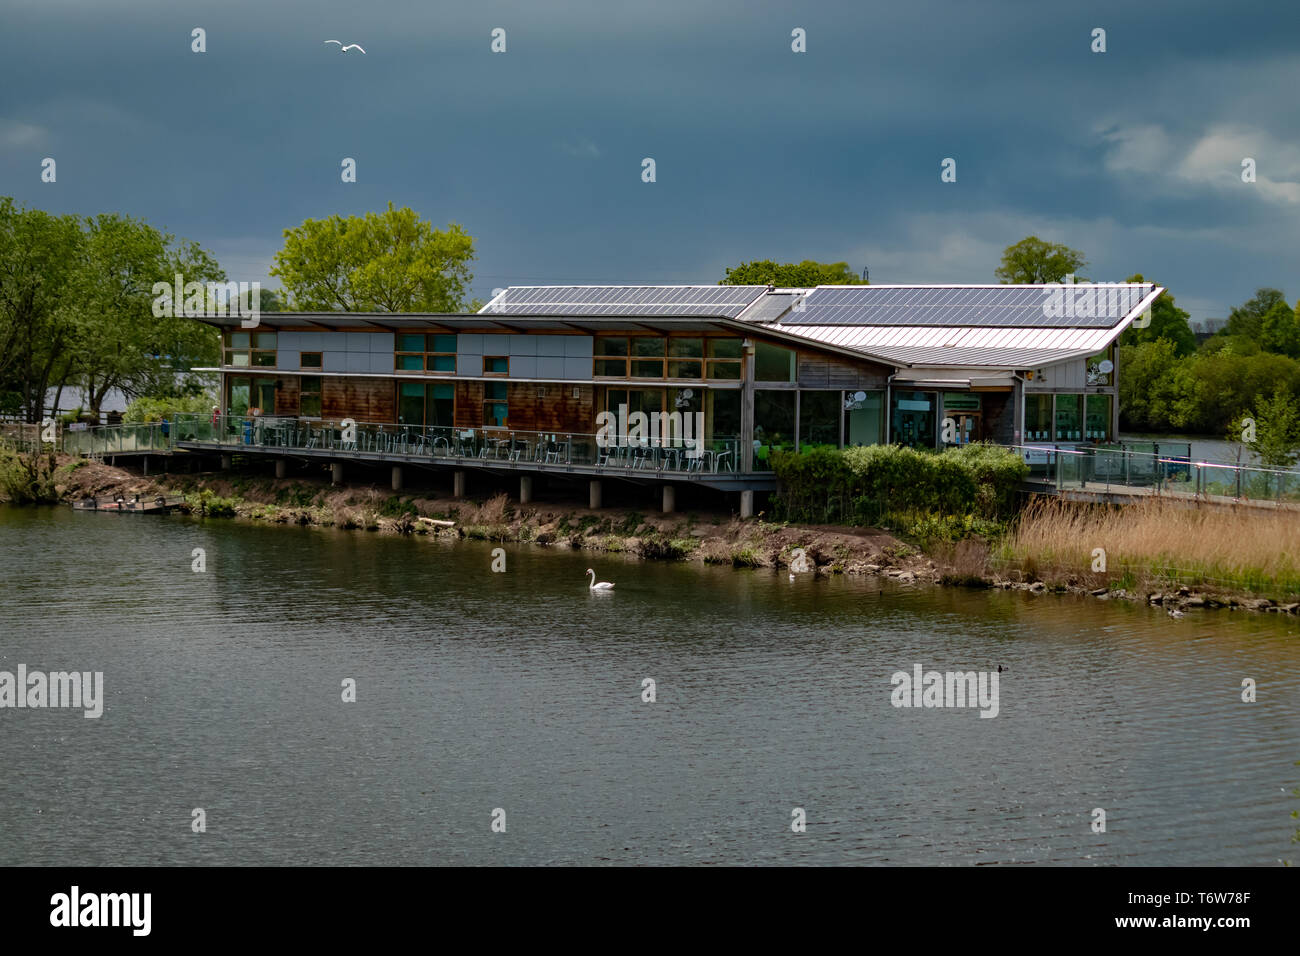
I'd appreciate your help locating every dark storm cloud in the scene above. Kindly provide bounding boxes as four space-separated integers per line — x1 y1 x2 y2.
1 0 1297 315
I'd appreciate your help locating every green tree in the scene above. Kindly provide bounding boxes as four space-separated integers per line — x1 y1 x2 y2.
720 259 866 286
994 236 1087 284
271 202 475 311
1118 274 1196 356
64 215 223 416
1117 339 1195 431
259 287 283 313
1259 299 1300 358
1234 388 1300 468
1220 287 1287 342
0 197 83 422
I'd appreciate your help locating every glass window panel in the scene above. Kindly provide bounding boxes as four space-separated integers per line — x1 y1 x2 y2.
843 391 884 446
398 334 424 352
485 382 508 401
252 332 277 348
754 391 797 470
890 390 936 449
668 337 703 358
429 391 454 427
707 338 742 358
1024 393 1052 442
300 393 321 417
484 356 508 374
484 402 507 426
798 391 841 451
397 354 423 370
706 361 741 380
1085 394 1112 441
397 384 425 424
229 380 250 417
230 351 250 367
300 352 322 368
428 354 456 372
594 358 627 377
1054 394 1083 442
667 360 702 379
755 342 795 382
595 337 628 357
430 334 457 353
431 384 454 400
252 351 276 367
632 337 666 357
707 389 741 441
230 332 251 349
631 359 663 378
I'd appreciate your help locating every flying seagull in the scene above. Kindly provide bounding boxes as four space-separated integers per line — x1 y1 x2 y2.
324 40 366 53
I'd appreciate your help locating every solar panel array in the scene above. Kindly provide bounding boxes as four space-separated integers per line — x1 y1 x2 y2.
784 285 1156 328
485 285 768 317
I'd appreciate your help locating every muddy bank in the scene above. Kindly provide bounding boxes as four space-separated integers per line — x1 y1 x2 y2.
30 455 1300 616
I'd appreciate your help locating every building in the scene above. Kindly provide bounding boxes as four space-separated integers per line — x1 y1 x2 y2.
182 282 1160 511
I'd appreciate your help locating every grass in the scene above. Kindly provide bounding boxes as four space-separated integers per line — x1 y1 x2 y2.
998 496 1300 598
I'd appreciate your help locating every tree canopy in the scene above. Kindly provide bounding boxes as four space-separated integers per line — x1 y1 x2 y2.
720 259 866 287
994 236 1087 284
0 197 221 421
1117 273 1196 357
271 202 475 312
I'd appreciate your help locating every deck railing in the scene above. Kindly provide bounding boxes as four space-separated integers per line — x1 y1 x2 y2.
1005 442 1300 504
170 414 743 475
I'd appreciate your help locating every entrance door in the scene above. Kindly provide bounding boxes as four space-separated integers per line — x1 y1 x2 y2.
950 412 981 445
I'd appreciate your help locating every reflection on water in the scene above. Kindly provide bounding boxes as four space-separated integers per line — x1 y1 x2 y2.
1 506 1297 865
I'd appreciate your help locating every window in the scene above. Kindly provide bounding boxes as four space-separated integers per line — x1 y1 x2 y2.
299 376 322 417
595 336 708 379
484 381 508 425
1025 394 1052 442
224 331 276 368
843 390 884 446
706 338 742 380
396 333 457 374
1085 394 1112 442
483 356 509 375
890 390 936 449
1055 394 1083 442
667 338 703 379
754 391 797 469
300 352 322 369
799 391 841 451
755 342 796 382
397 382 455 427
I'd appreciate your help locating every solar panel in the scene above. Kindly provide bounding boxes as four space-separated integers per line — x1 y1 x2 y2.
485 285 768 317
784 285 1155 329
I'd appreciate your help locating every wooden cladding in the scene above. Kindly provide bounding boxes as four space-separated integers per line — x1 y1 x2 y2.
321 376 395 422
797 351 890 390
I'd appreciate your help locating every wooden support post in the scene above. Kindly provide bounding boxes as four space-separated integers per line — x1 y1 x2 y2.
275 459 287 479
662 483 675 514
391 465 403 491
520 475 533 504
740 489 755 519
589 479 602 509
331 462 344 485
453 470 466 498
220 454 232 470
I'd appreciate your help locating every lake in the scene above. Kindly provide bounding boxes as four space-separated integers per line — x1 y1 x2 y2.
1 506 1297 865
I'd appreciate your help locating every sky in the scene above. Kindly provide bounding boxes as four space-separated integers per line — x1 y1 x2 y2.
2 0 1299 321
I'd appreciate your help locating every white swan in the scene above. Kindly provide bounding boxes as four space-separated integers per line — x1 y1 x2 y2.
587 569 615 590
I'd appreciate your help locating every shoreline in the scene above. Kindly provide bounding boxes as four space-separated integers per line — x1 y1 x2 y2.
11 453 1300 618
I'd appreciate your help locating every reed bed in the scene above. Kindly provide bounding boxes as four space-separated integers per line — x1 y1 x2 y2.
998 497 1300 598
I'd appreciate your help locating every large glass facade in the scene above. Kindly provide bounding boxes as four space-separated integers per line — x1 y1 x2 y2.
755 342 796 382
